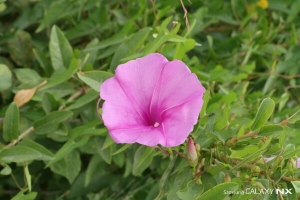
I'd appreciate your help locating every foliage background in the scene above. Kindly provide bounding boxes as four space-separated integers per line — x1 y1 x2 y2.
0 0 300 199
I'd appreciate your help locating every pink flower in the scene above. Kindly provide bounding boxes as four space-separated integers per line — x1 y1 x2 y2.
297 158 300 168
264 157 275 163
100 53 205 147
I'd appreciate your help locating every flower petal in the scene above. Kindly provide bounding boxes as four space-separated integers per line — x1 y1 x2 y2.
114 53 168 121
109 126 165 146
100 78 146 129
161 98 203 147
150 60 205 123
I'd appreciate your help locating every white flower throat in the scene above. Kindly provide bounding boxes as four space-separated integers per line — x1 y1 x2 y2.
154 122 160 127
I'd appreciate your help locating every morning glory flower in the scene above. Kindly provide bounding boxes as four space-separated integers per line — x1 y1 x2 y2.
100 53 205 147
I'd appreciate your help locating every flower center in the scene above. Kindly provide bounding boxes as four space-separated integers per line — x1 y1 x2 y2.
153 122 160 127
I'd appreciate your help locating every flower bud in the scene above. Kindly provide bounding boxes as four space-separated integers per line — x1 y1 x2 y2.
256 157 264 164
187 137 198 167
223 173 231 183
226 138 237 147
273 156 284 169
195 144 200 151
286 158 296 172
258 136 267 148
241 173 250 180
251 165 261 176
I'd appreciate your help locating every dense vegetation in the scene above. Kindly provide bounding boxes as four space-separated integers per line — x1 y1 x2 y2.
0 0 300 199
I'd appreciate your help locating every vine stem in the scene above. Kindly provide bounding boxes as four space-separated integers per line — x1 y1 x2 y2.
236 131 258 140
3 127 35 149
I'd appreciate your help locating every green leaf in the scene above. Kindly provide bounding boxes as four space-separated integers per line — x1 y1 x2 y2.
177 180 204 200
101 135 114 150
112 144 131 155
85 155 102 187
212 130 236 143
214 106 230 130
69 120 103 139
3 102 19 142
200 91 211 118
79 137 98 154
231 145 259 158
50 150 81 184
159 156 177 189
49 25 73 70
14 68 42 84
19 139 54 161
46 136 89 167
288 109 300 123
251 98 275 131
266 143 282 155
237 126 245 137
230 136 273 170
288 121 300 129
65 18 97 40
112 151 125 168
282 144 300 159
174 38 196 60
144 16 181 54
42 92 60 114
24 164 31 192
0 164 11 175
83 30 128 52
110 27 152 70
291 181 300 193
7 30 34 66
77 71 113 92
39 58 79 91
0 146 42 163
167 167 193 200
0 64 12 91
33 48 52 76
97 137 112 164
11 189 37 200
196 182 238 200
33 110 73 134
133 146 155 176
66 89 99 110
259 125 284 136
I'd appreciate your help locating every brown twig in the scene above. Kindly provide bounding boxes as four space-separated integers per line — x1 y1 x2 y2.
155 146 170 156
3 127 35 149
179 0 190 30
150 0 158 26
58 90 83 110
172 150 188 161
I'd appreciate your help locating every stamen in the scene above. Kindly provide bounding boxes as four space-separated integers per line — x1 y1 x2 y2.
154 122 160 127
